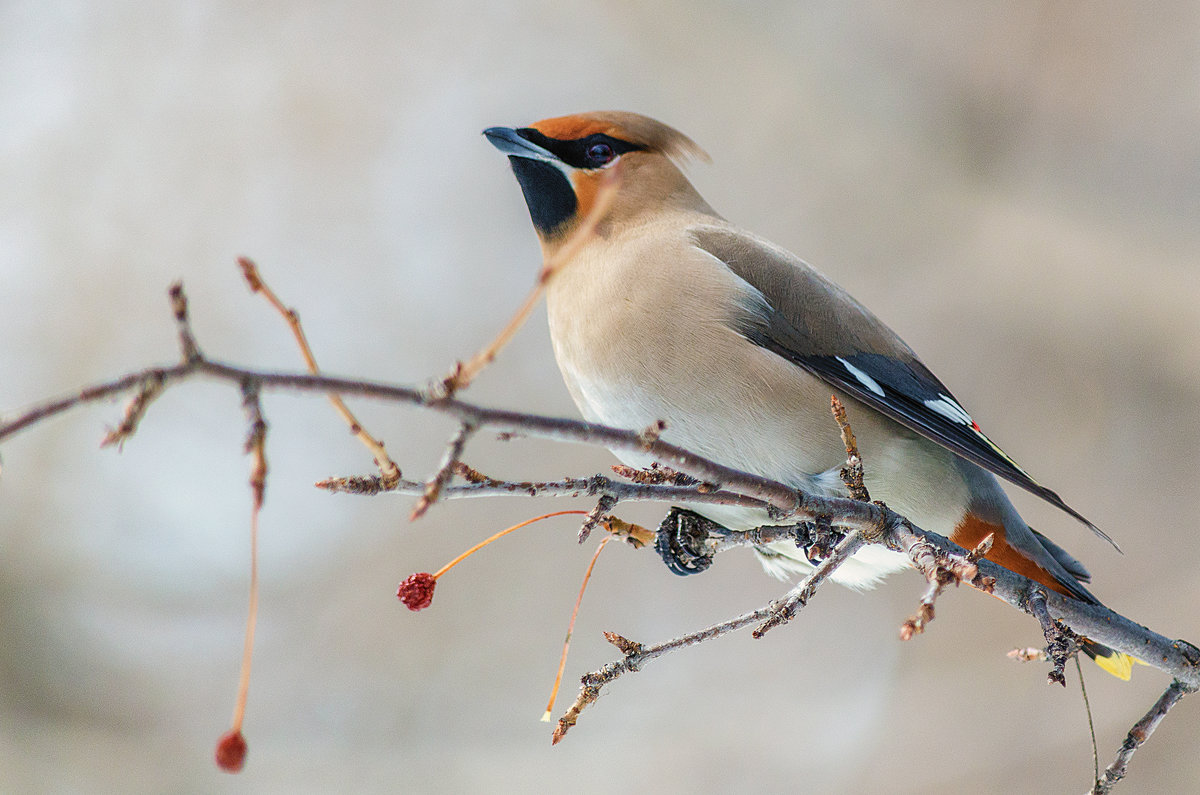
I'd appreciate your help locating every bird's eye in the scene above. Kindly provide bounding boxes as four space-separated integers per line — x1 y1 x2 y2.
585 142 615 167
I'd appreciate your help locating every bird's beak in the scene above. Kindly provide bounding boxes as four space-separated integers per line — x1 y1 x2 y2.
483 126 558 163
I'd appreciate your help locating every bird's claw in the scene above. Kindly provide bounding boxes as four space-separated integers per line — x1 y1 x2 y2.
655 507 718 576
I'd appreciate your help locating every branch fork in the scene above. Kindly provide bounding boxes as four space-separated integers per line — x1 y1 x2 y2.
1025 586 1080 687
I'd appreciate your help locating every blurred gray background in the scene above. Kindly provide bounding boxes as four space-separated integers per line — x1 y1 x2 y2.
2 2 1198 792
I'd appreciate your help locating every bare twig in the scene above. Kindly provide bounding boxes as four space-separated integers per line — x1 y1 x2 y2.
453 461 498 484
100 373 165 450
701 523 816 556
1092 680 1195 793
748 398 870 637
553 597 778 744
602 631 644 656
831 395 869 501
1008 647 1049 663
577 494 617 543
317 470 774 513
900 567 954 641
168 281 201 362
899 533 995 640
752 529 866 637
611 463 701 487
440 164 621 396
1026 586 1078 687
242 381 267 511
873 518 1199 695
833 397 982 642
238 257 401 488
411 422 476 520
554 524 864 743
0 354 808 515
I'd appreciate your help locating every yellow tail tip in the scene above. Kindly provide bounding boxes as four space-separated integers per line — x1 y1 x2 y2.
1094 651 1139 681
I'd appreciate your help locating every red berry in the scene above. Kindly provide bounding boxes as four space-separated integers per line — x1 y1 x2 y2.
397 572 436 611
215 729 247 772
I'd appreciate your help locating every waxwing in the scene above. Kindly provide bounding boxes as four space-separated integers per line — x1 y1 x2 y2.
485 111 1132 679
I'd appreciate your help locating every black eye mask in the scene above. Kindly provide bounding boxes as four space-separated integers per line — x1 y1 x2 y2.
514 129 644 169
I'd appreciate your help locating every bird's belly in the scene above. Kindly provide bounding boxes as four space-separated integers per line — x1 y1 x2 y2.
558 349 841 490
556 347 919 587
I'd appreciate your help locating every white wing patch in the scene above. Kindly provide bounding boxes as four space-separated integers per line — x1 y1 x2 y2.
835 356 885 397
923 393 973 426
923 392 1035 478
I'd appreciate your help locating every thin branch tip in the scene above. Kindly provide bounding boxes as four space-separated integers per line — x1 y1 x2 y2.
168 281 201 362
237 256 264 293
240 381 268 511
412 422 476 520
577 494 617 543
1092 679 1193 793
99 373 166 450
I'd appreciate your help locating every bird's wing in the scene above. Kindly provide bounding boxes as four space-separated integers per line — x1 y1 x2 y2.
691 225 1115 549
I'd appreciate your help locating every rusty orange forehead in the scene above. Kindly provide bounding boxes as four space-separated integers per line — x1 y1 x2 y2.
529 113 628 141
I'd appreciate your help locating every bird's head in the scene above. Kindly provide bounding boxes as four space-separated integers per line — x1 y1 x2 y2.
484 111 711 248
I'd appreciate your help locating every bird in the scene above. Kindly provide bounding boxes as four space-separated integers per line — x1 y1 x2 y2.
483 110 1132 679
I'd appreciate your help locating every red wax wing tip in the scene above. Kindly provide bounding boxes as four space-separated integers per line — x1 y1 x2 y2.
397 572 436 611
215 729 247 773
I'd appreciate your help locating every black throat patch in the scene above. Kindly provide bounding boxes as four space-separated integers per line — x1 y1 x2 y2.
508 157 577 236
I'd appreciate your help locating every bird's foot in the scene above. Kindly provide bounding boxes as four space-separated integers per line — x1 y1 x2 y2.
655 507 722 576
800 516 842 564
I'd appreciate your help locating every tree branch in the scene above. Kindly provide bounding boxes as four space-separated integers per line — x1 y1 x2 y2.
238 257 403 487
1092 679 1195 793
3 315 1197 691
4 281 1198 791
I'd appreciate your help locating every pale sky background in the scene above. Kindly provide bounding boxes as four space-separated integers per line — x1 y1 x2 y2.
2 2 1199 793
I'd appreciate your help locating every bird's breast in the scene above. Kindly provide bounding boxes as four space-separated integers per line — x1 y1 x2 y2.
544 225 848 487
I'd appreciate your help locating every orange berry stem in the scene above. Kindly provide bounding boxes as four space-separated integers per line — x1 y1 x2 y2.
432 510 588 580
543 535 611 721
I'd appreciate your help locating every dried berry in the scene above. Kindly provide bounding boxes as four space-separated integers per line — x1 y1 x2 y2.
397 572 437 611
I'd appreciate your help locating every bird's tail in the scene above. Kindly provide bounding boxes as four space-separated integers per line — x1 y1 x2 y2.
1082 641 1145 680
